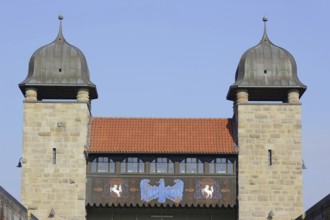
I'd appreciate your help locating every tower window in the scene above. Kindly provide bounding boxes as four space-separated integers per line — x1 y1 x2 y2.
52 148 56 164
268 150 272 166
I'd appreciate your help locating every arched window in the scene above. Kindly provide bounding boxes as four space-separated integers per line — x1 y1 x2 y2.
120 157 145 173
90 157 115 173
180 158 203 174
209 158 234 174
150 158 174 173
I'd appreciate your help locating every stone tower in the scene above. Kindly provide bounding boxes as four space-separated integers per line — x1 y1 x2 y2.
227 18 307 220
19 16 97 219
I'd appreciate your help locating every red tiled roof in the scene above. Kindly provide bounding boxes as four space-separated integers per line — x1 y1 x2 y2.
89 117 237 154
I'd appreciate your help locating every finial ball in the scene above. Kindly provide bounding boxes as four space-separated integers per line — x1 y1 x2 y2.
263 16 268 22
58 15 63 20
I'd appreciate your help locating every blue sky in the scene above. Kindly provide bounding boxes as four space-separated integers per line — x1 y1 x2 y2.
0 0 329 211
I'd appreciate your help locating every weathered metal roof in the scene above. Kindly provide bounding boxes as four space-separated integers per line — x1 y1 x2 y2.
0 185 38 220
227 17 307 101
19 16 97 100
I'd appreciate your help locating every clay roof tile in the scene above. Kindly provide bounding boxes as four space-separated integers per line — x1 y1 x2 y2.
88 117 237 154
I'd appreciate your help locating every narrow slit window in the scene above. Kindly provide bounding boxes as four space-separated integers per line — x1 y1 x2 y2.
53 148 56 164
268 149 272 166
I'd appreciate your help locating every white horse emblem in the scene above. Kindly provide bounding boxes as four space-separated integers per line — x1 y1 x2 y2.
201 185 214 199
110 184 122 197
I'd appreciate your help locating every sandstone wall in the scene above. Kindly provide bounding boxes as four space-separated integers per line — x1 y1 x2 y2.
21 102 90 220
237 104 303 220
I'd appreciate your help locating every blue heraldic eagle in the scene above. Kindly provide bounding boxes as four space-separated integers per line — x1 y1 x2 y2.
140 179 184 203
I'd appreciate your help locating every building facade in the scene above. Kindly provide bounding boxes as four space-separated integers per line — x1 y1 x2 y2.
0 186 38 220
296 194 330 220
19 16 306 220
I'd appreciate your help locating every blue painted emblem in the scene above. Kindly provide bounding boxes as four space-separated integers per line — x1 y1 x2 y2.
140 179 184 203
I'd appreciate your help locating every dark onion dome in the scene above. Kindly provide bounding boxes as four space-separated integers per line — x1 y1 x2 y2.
19 16 97 100
227 17 306 102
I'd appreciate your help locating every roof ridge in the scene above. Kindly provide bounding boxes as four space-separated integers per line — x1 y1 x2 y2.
91 117 232 120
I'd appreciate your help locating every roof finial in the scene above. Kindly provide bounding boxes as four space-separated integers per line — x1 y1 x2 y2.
57 15 64 41
262 16 268 41
263 16 268 22
263 16 268 33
